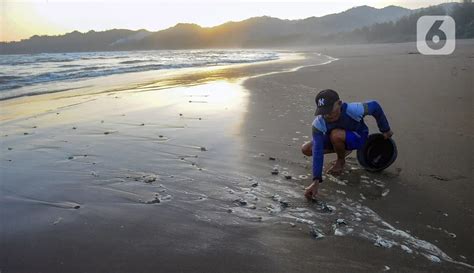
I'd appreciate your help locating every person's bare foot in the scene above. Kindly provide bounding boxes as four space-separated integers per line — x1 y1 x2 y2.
327 159 345 175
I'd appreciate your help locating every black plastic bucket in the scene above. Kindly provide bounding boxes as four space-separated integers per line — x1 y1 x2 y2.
356 133 397 172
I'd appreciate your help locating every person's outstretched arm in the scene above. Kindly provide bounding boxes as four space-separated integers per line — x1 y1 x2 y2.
305 117 326 199
312 129 324 182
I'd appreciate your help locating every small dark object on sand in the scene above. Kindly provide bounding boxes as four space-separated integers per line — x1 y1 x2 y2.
146 198 161 204
68 156 74 160
73 205 80 209
144 176 156 183
280 201 289 208
8 147 12 150
321 204 333 213
284 175 292 180
23 132 29 135
271 169 279 175
268 157 276 161
336 219 347 226
251 182 259 187
179 113 183 116
140 123 145 126
310 227 324 239
430 174 449 181
227 209 233 213
200 147 207 151
234 199 247 206
104 132 110 135
159 135 164 138
72 127 77 130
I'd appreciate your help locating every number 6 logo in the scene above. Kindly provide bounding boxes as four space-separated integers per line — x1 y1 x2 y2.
417 16 455 55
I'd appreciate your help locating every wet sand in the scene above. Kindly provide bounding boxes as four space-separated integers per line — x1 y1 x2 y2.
1 43 473 273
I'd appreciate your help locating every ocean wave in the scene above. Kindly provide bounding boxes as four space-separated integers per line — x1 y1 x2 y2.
58 64 82 68
0 50 280 96
119 60 148 64
0 75 23 84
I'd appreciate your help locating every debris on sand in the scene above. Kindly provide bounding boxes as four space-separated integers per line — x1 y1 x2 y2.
239 200 248 206
310 226 325 239
53 217 63 225
272 194 282 202
143 175 157 183
374 236 394 248
200 147 207 151
145 197 161 204
320 203 334 213
401 245 413 254
268 157 276 161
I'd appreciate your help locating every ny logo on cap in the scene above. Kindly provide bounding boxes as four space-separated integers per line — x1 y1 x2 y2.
318 98 325 106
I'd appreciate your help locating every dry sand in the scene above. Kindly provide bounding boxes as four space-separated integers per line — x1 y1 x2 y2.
0 41 473 273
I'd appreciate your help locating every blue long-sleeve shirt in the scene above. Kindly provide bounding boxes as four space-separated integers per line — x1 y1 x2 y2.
311 100 390 182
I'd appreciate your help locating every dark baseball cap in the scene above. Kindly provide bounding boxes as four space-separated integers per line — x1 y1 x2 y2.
315 89 339 116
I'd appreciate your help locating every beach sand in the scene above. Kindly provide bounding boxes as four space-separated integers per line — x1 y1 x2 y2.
1 42 473 273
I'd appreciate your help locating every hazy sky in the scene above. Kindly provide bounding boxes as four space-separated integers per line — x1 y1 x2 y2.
1 0 456 42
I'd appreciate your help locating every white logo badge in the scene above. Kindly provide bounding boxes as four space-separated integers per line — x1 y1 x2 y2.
417 16 455 55
318 98 325 106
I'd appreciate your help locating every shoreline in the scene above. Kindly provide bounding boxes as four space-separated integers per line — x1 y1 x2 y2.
0 50 305 102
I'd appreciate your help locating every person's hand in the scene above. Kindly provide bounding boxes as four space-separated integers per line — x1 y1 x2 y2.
304 180 320 200
383 130 393 139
